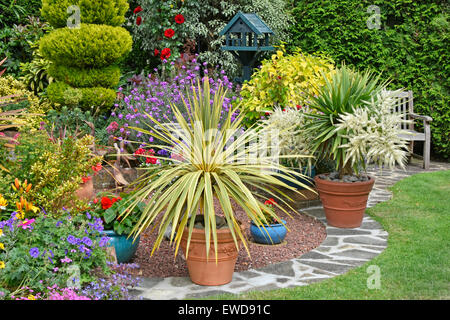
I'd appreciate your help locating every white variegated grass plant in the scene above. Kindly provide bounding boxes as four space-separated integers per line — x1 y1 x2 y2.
335 89 411 171
305 65 409 177
119 77 313 261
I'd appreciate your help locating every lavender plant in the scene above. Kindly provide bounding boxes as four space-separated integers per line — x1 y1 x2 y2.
108 58 240 154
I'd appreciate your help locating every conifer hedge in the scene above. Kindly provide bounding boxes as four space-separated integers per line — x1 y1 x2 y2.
289 0 449 159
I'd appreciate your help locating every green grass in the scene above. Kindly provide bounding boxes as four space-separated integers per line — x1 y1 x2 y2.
207 170 450 300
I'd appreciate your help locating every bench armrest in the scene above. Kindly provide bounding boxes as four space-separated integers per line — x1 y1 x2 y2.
410 113 433 122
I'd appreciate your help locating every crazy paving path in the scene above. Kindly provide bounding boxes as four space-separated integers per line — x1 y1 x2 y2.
130 159 450 300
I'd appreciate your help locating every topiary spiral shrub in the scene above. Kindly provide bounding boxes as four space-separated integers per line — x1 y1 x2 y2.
48 64 121 89
41 0 128 28
40 0 132 112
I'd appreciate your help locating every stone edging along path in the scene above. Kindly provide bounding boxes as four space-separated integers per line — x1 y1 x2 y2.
131 161 450 300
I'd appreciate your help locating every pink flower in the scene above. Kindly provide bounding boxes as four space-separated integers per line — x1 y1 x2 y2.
18 219 35 229
106 121 119 133
60 256 72 263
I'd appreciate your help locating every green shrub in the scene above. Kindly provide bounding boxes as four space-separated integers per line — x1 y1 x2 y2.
289 0 450 159
0 0 42 28
0 133 102 213
239 46 335 126
41 0 128 28
48 64 120 88
19 42 54 94
39 24 132 68
46 81 116 111
40 0 132 112
130 0 294 76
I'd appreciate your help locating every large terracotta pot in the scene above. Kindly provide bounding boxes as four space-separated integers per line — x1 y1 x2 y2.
180 223 242 286
314 174 375 228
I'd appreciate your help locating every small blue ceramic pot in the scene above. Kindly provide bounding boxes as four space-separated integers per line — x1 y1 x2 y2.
250 219 287 245
102 230 140 263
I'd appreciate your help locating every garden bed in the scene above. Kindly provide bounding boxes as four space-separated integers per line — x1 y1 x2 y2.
128 199 326 278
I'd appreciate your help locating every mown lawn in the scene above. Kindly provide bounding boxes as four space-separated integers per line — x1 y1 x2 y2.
208 170 450 300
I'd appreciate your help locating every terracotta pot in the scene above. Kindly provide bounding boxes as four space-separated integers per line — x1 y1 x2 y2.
314 174 375 228
75 178 94 201
180 223 242 286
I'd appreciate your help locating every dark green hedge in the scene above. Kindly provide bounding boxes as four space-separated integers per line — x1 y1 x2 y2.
289 0 449 159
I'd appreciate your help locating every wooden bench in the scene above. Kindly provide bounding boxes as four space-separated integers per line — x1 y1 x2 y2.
388 90 433 169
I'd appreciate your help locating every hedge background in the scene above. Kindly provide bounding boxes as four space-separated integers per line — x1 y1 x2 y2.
288 0 449 159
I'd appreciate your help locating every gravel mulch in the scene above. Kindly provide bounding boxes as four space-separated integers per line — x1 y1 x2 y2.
128 200 327 278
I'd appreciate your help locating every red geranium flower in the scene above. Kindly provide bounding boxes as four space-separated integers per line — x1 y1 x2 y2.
136 16 142 25
134 148 145 156
296 105 302 110
81 176 91 183
154 49 160 57
133 6 143 14
264 198 276 206
160 48 171 60
146 156 158 164
101 197 113 210
174 14 185 24
164 28 175 38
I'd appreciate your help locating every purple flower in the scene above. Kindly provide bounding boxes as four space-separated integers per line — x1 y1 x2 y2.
99 236 110 247
67 235 78 245
82 237 92 247
29 247 39 258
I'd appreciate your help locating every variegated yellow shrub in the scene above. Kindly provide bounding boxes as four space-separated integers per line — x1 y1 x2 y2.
0 76 52 131
239 46 335 127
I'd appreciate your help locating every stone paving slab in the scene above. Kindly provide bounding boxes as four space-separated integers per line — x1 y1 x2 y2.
132 161 450 300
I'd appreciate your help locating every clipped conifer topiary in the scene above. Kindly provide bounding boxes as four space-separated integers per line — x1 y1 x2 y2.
40 0 132 111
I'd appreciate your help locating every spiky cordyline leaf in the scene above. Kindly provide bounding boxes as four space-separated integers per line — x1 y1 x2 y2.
120 77 314 262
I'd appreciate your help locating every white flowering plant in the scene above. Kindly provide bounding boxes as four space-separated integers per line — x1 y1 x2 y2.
260 106 314 171
335 89 411 172
305 65 409 178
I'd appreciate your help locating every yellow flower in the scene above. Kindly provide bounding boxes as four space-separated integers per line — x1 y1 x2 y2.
0 229 2 236
27 295 36 300
0 261 5 269
0 243 4 250
0 195 7 210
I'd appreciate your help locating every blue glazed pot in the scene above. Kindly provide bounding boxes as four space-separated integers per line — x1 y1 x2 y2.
277 166 316 190
102 230 140 263
250 219 287 245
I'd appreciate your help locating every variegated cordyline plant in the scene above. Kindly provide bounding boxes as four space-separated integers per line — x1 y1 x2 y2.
119 77 313 261
305 64 409 178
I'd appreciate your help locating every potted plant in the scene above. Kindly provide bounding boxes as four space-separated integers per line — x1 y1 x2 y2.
90 192 145 263
305 65 410 228
249 198 287 244
121 78 313 286
261 106 315 190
